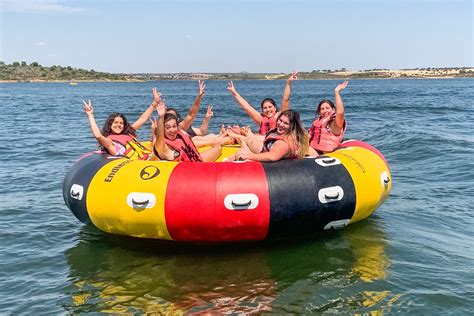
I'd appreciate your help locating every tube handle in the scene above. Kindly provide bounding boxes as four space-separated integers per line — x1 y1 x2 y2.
318 186 344 203
324 192 340 200
231 200 252 207
224 194 259 210
322 158 336 164
131 198 149 206
126 192 156 210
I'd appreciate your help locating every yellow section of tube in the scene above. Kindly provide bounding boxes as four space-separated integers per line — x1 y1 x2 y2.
329 147 392 223
86 158 178 239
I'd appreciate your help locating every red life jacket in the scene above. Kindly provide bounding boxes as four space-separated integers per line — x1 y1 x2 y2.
308 114 346 153
164 130 202 162
107 134 151 160
258 114 278 135
261 129 298 159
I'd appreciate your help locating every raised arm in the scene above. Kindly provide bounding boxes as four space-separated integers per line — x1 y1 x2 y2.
179 80 205 131
83 100 115 154
131 87 160 131
227 81 262 125
333 80 348 130
150 117 157 145
236 140 289 162
153 101 175 161
281 71 298 112
193 105 213 136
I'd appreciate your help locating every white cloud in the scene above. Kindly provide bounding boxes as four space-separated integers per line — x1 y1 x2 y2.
36 42 46 46
1 0 84 14
185 35 192 41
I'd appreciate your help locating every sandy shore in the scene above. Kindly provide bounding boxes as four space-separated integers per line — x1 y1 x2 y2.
332 67 474 78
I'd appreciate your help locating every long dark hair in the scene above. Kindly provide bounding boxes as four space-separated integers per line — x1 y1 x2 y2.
166 107 183 123
164 112 179 125
101 112 135 137
261 98 278 112
317 99 335 115
277 109 308 158
161 113 180 140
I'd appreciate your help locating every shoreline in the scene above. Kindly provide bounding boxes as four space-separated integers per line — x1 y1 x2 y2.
1 67 473 83
0 76 472 83
138 68 474 81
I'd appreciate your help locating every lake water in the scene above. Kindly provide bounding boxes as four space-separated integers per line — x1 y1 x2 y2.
0 79 473 314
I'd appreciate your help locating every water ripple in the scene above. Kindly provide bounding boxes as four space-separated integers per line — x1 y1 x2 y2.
1 79 473 314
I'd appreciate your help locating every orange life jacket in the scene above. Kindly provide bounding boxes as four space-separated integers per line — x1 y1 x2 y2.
308 114 346 153
164 130 202 162
107 134 151 160
258 114 278 135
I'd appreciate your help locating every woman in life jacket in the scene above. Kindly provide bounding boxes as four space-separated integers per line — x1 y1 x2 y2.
82 88 161 160
308 80 348 155
152 100 224 162
232 109 308 162
226 71 298 137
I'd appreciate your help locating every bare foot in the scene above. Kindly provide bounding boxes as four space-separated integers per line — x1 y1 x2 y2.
231 125 241 134
241 125 254 136
225 128 241 139
223 136 236 145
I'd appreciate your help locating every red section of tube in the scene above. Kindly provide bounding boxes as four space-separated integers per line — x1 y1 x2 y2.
165 162 270 242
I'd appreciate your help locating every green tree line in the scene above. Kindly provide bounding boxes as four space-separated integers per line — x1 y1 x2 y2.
0 61 133 81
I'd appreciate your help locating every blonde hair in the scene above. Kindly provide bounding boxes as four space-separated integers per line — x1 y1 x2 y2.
278 110 308 158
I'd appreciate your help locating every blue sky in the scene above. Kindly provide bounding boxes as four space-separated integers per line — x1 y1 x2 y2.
1 0 472 73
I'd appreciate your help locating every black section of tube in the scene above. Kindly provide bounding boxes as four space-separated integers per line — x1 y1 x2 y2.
62 154 112 224
262 157 356 238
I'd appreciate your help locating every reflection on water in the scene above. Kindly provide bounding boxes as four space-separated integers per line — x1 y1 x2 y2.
64 219 398 314
65 228 276 314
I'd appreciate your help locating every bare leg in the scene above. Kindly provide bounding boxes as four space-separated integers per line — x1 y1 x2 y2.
200 145 222 162
245 136 264 153
199 133 229 162
225 129 264 153
192 134 235 147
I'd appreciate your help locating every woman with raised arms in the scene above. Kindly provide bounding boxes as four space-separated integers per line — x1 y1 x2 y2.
162 81 234 147
152 100 224 162
83 88 161 160
227 71 298 136
308 81 348 155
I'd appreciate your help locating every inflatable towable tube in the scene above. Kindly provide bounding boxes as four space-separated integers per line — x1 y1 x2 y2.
63 140 391 243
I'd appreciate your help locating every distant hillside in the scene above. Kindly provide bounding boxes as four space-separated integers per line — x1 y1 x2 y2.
0 61 134 82
1 61 472 82
139 67 474 80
